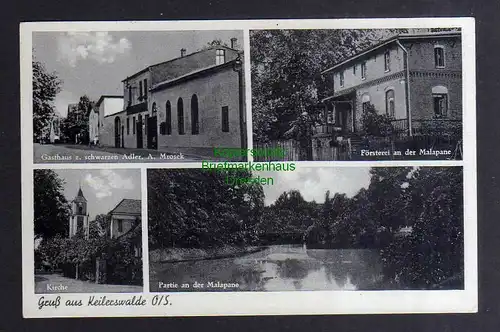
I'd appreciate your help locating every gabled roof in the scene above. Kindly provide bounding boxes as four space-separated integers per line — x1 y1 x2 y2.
122 45 240 82
109 199 141 216
321 31 461 75
150 57 241 92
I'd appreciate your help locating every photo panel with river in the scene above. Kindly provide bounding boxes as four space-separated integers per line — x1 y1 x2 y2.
251 27 470 161
33 168 143 293
29 29 247 164
148 166 464 292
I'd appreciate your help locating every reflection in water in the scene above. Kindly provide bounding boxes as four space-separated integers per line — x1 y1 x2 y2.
151 245 386 292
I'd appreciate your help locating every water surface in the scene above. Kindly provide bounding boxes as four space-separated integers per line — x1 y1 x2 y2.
150 245 385 291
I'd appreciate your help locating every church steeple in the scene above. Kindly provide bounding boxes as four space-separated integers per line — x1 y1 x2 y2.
69 184 89 238
75 185 86 202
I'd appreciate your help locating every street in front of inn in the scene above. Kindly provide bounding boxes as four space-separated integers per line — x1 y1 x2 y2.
34 143 204 163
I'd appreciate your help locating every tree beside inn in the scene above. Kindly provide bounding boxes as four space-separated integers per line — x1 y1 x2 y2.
318 30 462 141
97 37 246 156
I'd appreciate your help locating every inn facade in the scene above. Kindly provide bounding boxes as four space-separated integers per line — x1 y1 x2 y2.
98 37 246 156
319 31 462 137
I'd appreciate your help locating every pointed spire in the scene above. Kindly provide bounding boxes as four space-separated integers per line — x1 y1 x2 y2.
75 182 86 201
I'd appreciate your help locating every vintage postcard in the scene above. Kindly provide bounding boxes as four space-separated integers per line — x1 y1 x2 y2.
21 18 476 318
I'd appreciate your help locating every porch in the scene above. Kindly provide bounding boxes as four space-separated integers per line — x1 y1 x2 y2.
318 92 356 135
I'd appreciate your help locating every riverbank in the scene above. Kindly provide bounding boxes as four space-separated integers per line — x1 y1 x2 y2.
149 246 267 263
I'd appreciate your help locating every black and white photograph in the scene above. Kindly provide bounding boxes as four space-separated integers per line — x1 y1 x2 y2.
33 169 143 293
32 30 246 163
251 28 463 161
148 166 463 292
20 19 476 318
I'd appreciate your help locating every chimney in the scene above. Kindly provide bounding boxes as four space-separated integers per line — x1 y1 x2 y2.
181 48 186 57
230 37 237 49
407 28 431 35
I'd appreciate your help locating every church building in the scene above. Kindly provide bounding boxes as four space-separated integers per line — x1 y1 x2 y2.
108 198 142 258
67 187 141 255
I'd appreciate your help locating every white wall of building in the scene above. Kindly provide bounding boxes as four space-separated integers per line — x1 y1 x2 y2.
103 98 125 117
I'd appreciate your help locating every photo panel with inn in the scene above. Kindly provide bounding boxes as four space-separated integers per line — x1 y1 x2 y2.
32 30 247 164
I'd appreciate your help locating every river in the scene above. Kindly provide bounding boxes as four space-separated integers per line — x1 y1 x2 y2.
150 245 386 292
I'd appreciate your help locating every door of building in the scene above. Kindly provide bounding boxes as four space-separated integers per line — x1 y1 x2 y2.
335 107 348 132
147 115 158 149
121 126 124 148
114 117 121 148
136 115 143 148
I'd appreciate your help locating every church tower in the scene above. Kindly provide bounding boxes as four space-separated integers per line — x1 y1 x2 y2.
69 185 90 238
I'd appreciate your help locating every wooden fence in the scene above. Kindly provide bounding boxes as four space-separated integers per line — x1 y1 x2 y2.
253 140 302 161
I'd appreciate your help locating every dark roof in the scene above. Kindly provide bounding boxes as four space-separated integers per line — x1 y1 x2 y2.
126 101 148 115
74 187 86 202
95 95 123 108
150 58 241 92
321 31 461 74
103 108 127 118
122 45 240 82
109 199 141 216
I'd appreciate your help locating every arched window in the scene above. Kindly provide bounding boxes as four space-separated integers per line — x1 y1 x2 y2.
191 94 199 134
432 85 448 117
152 102 157 116
165 101 172 135
177 98 184 135
434 45 445 68
385 89 395 117
361 94 371 112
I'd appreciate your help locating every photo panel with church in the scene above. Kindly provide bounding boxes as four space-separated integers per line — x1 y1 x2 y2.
31 30 247 164
33 168 143 293
251 28 464 161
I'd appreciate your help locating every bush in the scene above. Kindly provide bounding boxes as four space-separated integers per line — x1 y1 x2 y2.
360 103 394 137
106 245 142 285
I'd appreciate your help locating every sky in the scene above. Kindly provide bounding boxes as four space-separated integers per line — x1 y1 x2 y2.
256 167 372 206
33 30 243 117
54 169 141 220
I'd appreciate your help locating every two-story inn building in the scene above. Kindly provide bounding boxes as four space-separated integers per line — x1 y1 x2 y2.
319 31 462 137
99 37 246 157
